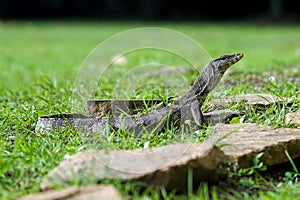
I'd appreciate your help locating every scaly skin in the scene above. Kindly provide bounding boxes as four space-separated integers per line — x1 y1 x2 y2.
36 53 244 135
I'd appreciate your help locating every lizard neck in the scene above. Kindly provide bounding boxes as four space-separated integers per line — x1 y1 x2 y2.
176 61 223 106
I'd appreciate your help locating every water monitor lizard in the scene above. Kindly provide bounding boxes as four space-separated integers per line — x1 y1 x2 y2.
36 53 244 135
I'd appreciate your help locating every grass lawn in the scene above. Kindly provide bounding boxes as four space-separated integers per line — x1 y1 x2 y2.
0 21 300 199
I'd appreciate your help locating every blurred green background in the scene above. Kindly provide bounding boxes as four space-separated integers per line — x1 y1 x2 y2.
1 22 299 91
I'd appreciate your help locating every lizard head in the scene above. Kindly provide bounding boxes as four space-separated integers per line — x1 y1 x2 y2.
212 53 243 74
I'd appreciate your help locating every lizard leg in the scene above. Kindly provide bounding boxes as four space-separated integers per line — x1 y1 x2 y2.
179 100 204 133
191 100 203 126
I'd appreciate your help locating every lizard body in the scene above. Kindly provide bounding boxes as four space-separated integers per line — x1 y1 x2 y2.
36 53 243 135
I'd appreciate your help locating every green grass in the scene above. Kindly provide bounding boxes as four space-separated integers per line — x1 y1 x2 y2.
0 21 300 199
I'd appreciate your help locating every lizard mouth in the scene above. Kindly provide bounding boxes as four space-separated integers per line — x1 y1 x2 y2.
235 53 244 62
228 53 243 65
